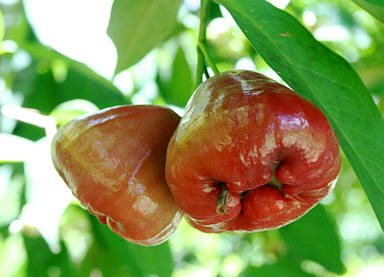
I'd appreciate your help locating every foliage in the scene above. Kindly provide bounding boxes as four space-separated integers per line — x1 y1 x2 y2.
1 0 383 276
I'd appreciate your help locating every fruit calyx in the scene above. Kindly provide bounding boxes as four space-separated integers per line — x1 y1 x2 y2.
267 162 286 197
216 181 229 214
215 163 286 215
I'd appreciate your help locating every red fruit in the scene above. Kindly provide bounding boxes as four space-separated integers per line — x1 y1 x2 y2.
165 70 341 233
51 105 182 245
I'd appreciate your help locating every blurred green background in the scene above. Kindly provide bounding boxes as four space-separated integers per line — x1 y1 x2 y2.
1 0 384 276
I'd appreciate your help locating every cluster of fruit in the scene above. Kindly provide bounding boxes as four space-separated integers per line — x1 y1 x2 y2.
51 70 341 246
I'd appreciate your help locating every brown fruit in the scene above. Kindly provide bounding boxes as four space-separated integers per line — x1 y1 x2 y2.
51 105 182 246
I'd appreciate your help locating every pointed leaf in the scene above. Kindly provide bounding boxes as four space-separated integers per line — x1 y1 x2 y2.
107 0 183 73
215 0 384 231
12 43 128 140
159 47 194 107
19 43 128 110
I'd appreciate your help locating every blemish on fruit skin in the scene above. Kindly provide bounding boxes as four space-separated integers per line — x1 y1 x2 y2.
133 195 159 216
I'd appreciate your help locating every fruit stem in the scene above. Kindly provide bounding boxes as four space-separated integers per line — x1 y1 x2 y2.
216 182 229 214
195 0 208 88
198 42 220 75
269 162 286 197
195 0 219 88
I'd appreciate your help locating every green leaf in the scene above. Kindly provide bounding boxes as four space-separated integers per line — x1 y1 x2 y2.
279 205 345 274
107 0 183 74
21 43 129 110
351 0 384 23
55 241 74 277
240 257 316 277
23 233 54 277
207 1 223 24
81 213 174 277
5 4 38 45
12 43 128 140
215 0 384 231
355 0 384 6
23 232 74 277
158 47 194 107
128 243 175 277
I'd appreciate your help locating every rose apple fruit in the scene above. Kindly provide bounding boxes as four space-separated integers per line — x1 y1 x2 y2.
165 70 341 233
51 105 183 245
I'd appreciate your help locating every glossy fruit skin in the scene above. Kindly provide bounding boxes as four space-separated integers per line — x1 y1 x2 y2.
165 70 341 233
52 105 183 246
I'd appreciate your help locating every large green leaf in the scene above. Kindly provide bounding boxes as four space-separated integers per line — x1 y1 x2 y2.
20 43 128 110
80 213 174 277
214 0 384 231
12 43 128 140
107 0 183 74
351 0 384 23
279 205 345 274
